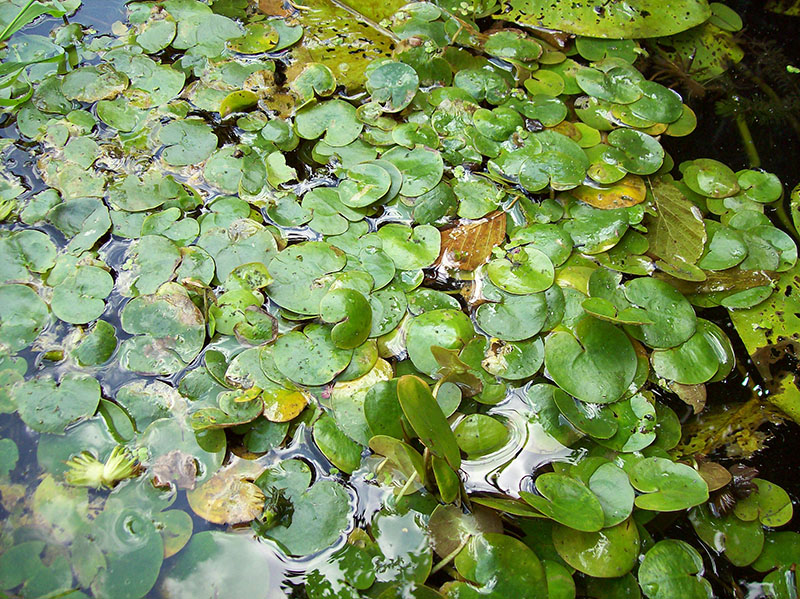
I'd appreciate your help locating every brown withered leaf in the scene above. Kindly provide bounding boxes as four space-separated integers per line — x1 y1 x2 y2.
696 460 733 492
258 0 290 16
151 450 198 490
572 174 647 209
551 121 581 142
529 27 571 49
671 382 707 414
437 211 506 272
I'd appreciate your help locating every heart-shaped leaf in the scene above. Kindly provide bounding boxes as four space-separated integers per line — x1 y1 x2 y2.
552 518 640 578
629 457 708 511
544 318 637 404
273 324 353 386
12 373 100 434
406 309 475 375
521 473 605 532
638 540 713 599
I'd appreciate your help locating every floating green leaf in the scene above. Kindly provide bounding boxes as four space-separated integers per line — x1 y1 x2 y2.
544 317 637 404
397 375 461 470
638 540 713 599
12 373 100 434
629 457 708 511
552 518 640 578
499 0 711 38
0 284 48 351
447 533 548 599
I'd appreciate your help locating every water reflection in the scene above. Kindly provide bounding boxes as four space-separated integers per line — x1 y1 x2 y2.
461 387 576 497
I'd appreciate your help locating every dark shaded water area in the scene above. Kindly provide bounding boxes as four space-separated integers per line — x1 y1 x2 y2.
0 1 799 598
659 0 800 497
642 4 800 596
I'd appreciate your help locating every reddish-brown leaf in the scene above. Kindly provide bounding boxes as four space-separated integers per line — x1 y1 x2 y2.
697 460 733 492
437 211 506 272
258 0 290 16
672 382 707 414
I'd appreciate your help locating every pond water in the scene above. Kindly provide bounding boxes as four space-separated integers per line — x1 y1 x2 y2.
0 1 799 598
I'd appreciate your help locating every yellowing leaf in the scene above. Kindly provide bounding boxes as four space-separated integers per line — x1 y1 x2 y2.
262 388 309 422
499 0 711 38
656 23 744 82
290 0 399 91
187 457 266 525
766 0 800 15
678 397 784 458
572 174 647 209
729 263 800 424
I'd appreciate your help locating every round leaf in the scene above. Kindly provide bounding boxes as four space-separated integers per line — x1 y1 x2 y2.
553 518 640 578
544 318 637 404
638 540 713 599
629 457 709 511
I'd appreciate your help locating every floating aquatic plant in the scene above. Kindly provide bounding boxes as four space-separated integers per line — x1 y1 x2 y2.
0 0 797 598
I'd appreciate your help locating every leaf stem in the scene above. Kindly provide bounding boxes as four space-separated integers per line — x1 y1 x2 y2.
734 62 800 141
430 536 470 575
397 470 418 497
733 112 760 169
773 196 799 242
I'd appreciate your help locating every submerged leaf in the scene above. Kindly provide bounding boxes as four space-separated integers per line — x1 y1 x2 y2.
187 457 265 525
644 179 707 267
437 211 507 271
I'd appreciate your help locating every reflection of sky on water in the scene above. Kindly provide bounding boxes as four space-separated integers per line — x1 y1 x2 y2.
461 386 578 497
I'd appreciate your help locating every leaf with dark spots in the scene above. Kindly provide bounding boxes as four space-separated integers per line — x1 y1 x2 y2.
729 264 800 422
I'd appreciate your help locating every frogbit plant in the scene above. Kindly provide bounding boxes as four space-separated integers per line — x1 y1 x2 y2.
0 0 797 598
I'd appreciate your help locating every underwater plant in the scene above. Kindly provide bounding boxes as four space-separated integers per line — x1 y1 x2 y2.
64 445 140 489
